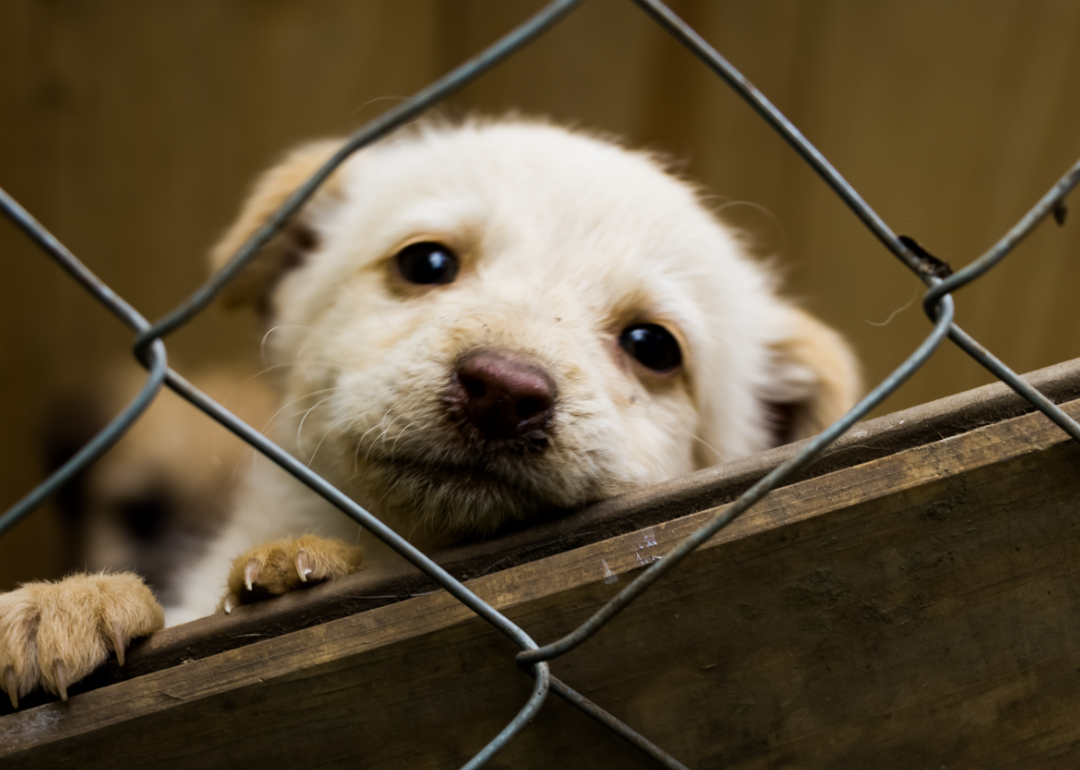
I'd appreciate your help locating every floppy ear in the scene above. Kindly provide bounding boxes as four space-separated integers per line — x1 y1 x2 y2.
761 306 861 445
209 139 346 315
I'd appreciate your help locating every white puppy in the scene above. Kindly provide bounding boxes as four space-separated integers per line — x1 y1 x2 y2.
169 117 859 622
0 118 859 706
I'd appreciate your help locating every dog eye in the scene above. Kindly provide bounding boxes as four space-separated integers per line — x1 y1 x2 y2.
395 242 459 285
619 323 682 372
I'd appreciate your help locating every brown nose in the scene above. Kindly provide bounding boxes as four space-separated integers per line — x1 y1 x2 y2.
453 349 556 440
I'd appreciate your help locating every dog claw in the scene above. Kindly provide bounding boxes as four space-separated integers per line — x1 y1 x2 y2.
296 549 312 583
244 560 259 592
112 624 127 667
3 667 17 710
223 593 238 614
54 661 69 702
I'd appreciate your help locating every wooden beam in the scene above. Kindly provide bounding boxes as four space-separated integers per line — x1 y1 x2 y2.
3 359 1080 767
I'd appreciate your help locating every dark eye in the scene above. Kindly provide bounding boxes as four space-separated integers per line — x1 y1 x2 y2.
395 241 459 285
619 323 682 372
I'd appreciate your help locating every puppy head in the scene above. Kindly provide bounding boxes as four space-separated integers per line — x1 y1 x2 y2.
211 119 859 542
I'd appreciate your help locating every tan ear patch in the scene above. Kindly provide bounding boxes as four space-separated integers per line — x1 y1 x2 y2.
766 306 862 444
209 139 346 313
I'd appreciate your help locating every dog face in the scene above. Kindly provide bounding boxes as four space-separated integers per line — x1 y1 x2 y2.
212 119 859 544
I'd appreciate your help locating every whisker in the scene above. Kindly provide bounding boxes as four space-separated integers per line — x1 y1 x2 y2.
308 413 356 468
261 324 319 367
691 434 725 464
389 421 413 456
261 387 341 435
231 447 257 481
374 415 403 450
866 283 920 327
356 411 391 454
220 360 357 411
353 436 364 476
363 410 395 463
296 396 336 458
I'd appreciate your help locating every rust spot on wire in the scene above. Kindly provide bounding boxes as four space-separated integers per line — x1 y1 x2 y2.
899 235 953 279
1053 198 1068 226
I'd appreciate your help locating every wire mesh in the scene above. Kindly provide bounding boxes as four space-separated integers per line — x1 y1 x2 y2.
3 0 1079 767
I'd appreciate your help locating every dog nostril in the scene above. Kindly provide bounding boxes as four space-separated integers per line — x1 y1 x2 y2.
515 396 548 421
461 374 487 400
454 350 556 440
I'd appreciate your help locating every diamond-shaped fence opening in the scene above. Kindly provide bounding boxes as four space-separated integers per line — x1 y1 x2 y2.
3 2 1079 767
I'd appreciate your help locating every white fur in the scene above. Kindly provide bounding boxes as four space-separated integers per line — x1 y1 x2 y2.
166 119 859 625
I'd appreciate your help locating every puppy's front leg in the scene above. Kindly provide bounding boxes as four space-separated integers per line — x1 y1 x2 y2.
221 535 363 613
0 572 164 709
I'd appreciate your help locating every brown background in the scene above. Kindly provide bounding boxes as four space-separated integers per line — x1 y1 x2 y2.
2 0 1080 590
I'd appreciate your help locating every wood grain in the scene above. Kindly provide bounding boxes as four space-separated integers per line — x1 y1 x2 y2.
3 367 1080 767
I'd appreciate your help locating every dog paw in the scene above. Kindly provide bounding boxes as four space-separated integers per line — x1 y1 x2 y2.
221 535 363 613
0 572 164 709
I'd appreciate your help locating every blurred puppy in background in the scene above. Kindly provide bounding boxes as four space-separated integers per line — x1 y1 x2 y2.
1 118 859 708
42 365 276 607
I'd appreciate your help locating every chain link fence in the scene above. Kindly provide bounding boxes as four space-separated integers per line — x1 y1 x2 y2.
3 0 1080 767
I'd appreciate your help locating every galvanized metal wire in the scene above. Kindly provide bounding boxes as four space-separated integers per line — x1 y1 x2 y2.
4 0 1079 766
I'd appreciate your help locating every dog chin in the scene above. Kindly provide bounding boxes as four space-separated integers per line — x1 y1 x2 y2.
356 451 574 539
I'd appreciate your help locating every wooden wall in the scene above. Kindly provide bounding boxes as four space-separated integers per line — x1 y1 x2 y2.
3 0 1080 588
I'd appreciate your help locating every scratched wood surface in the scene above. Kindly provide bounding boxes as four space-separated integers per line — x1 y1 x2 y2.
27 356 1080 688
3 360 1080 766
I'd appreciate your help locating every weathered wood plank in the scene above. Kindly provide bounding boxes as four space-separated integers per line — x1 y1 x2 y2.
14 355 1079 699
3 364 1080 767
